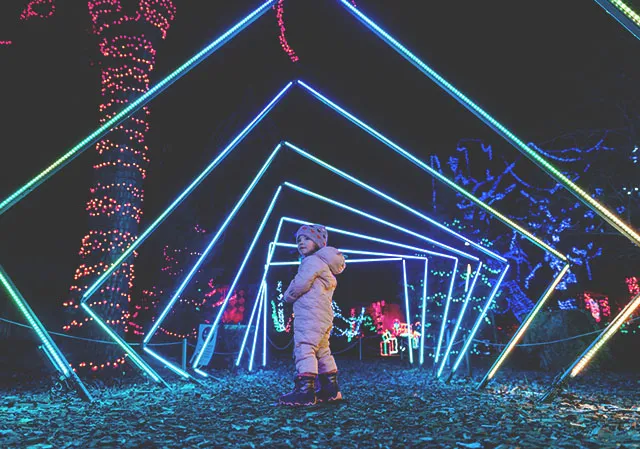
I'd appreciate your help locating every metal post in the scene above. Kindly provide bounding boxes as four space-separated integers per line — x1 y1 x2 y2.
359 337 362 361
445 328 451 368
465 335 471 377
182 338 187 371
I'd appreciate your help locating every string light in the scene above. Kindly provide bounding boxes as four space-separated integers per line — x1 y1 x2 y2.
0 41 12 46
133 224 240 343
20 0 56 21
581 292 610 323
274 0 299 62
274 0 358 62
61 0 175 371
558 298 578 310
621 277 640 334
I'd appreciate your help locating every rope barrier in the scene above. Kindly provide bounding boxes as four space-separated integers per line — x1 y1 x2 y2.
3 314 639 350
0 316 182 346
267 336 294 350
474 315 640 347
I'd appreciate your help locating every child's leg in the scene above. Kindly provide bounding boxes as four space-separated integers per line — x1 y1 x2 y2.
316 327 337 374
279 331 319 406
293 333 319 376
316 326 342 402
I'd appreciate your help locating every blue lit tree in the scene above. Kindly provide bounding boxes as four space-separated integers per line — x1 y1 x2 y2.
427 133 629 322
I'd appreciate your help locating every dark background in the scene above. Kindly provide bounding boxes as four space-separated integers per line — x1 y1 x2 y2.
1 1 639 347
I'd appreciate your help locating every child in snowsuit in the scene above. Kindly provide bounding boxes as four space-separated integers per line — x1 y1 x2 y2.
279 224 346 406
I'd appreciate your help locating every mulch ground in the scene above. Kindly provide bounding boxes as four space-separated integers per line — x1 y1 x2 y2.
1 358 639 448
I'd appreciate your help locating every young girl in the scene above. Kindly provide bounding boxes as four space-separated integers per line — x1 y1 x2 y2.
279 224 346 406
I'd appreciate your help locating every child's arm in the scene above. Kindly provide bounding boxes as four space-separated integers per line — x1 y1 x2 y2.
284 256 323 303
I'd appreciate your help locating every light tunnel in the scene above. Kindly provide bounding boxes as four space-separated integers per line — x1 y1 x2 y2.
5 0 631 397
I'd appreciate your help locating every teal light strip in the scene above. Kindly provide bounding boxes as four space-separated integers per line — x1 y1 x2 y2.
80 303 167 386
419 259 429 366
437 262 482 378
477 263 570 389
0 266 68 376
192 186 284 369
0 265 93 401
447 264 510 380
0 0 277 216
594 0 640 40
401 259 413 364
541 290 640 403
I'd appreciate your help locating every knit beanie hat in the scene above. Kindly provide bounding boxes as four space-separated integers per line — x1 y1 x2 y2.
295 224 328 250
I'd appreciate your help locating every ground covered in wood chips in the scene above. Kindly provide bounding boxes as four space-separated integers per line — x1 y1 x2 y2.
1 358 638 448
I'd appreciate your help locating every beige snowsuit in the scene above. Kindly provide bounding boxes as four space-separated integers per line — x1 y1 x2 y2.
284 246 346 375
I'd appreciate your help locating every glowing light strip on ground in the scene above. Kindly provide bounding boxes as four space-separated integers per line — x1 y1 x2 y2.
80 303 166 385
143 144 284 345
420 259 429 366
437 262 483 378
570 292 640 377
477 263 570 389
540 290 640 402
192 186 283 369
0 266 69 376
402 259 413 364
435 258 458 366
236 242 278 368
594 0 640 40
337 0 640 248
0 266 95 401
143 347 190 379
0 267 93 401
248 282 266 372
0 0 278 216
194 368 209 378
447 264 510 380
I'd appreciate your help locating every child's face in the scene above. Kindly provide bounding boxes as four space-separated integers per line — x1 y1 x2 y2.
297 235 318 257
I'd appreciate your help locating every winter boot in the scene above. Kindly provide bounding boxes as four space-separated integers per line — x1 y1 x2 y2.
316 371 343 403
279 374 317 406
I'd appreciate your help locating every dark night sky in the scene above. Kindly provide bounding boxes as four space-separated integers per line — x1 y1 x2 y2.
1 1 639 323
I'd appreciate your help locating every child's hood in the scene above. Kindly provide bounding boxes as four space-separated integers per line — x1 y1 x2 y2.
313 246 346 275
